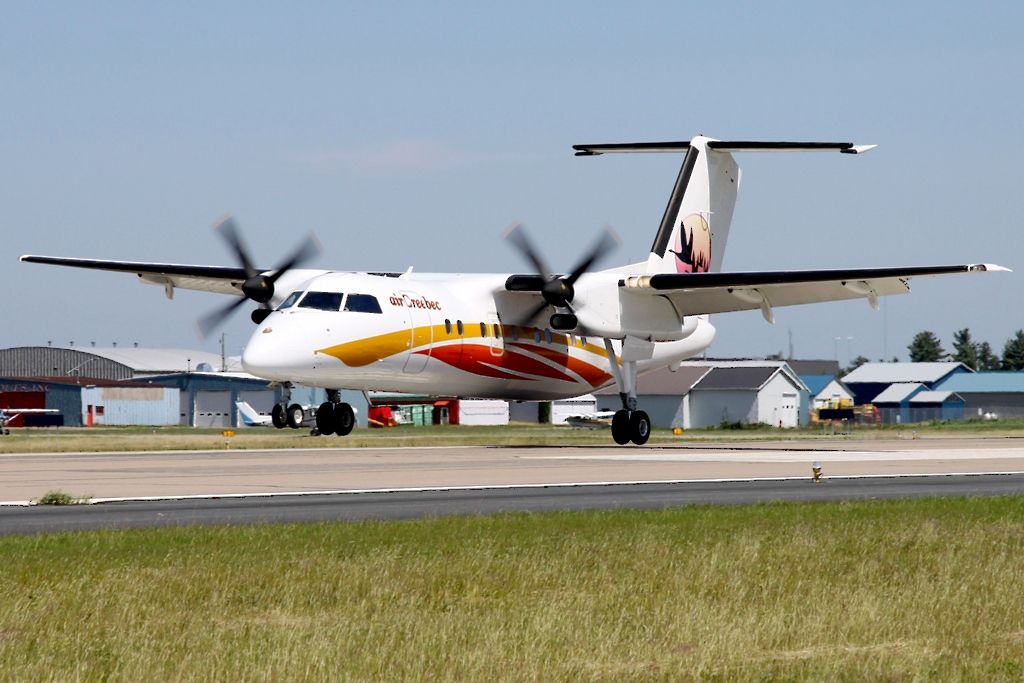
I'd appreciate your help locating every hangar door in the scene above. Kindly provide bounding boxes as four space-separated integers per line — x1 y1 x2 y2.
195 391 232 428
771 392 799 428
238 390 275 415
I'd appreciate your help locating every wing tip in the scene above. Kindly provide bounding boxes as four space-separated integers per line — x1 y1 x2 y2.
971 263 1012 273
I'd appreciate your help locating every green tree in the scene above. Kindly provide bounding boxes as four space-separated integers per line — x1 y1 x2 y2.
1001 331 1024 371
846 355 870 373
907 331 946 362
951 328 978 370
977 341 1000 371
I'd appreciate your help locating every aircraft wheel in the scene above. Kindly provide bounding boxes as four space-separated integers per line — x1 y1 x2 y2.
315 402 336 435
287 403 304 429
629 410 651 445
271 404 287 429
335 402 355 436
611 410 631 445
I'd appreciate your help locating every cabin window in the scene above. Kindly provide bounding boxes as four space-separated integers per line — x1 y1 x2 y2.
569 334 576 346
581 336 588 347
511 326 519 341
298 291 343 311
544 328 553 344
480 322 488 338
278 291 303 310
493 323 501 338
344 293 382 314
533 329 542 343
445 319 452 335
456 320 464 336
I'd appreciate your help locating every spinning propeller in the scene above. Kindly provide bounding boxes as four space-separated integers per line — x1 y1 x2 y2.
503 222 619 330
196 216 321 339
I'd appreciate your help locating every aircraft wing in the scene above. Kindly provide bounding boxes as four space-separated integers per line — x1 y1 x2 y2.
622 263 1009 323
20 256 255 297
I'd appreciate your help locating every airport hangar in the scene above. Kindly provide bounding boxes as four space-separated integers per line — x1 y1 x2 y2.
0 345 313 428
595 360 811 429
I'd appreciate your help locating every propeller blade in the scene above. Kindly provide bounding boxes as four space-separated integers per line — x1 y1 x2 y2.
503 222 552 279
565 225 620 286
266 232 322 285
213 215 257 278
196 295 249 340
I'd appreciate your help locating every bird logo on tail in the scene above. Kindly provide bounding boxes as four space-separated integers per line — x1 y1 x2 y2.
669 213 710 273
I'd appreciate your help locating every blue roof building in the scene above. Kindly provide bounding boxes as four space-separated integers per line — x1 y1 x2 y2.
842 362 972 405
933 372 1024 419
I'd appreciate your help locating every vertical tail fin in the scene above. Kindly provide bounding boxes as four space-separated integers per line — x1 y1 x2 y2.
235 401 264 426
572 137 874 275
645 136 738 274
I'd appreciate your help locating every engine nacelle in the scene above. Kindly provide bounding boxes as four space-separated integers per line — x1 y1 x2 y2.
574 277 698 341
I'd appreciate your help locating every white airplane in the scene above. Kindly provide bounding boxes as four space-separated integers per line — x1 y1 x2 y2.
565 411 616 430
21 135 1008 445
0 408 60 434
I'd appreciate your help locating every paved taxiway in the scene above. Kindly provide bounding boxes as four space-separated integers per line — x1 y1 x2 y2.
2 438 1024 503
2 438 1024 533
3 474 1024 536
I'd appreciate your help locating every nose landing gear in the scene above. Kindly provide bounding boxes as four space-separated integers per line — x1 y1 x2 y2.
271 383 305 430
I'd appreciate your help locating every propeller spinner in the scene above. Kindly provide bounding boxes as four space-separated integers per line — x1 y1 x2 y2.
196 216 321 339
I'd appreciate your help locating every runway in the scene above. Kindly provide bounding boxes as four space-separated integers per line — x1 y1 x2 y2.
2 437 1024 534
3 474 1024 536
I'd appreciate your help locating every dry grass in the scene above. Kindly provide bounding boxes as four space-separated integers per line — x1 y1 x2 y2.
3 420 1024 454
0 424 630 453
2 497 1024 679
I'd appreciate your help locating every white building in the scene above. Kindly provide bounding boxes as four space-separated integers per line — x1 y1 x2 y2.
687 363 807 428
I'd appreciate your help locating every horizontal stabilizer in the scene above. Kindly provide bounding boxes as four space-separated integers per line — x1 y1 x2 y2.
573 140 876 156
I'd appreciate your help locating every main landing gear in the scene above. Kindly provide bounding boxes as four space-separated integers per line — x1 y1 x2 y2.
611 408 651 446
271 383 306 430
603 338 651 446
314 389 355 437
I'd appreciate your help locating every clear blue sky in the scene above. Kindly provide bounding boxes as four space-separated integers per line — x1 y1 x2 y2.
2 2 1020 364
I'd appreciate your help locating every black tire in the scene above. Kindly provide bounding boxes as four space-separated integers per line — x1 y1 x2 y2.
611 410 631 445
335 402 355 436
315 402 335 435
271 403 287 429
287 403 304 429
630 410 651 445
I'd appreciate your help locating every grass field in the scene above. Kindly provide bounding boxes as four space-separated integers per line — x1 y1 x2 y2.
3 418 1024 454
2 497 1024 680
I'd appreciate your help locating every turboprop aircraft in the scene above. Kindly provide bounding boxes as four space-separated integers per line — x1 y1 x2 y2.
21 136 1008 445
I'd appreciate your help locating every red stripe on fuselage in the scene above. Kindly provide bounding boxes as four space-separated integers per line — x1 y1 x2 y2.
418 344 579 383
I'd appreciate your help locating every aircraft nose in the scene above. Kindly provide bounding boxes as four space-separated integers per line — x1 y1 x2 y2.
241 330 280 379
243 317 322 382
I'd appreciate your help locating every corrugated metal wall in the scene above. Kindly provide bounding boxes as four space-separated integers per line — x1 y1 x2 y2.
0 347 132 380
80 386 180 425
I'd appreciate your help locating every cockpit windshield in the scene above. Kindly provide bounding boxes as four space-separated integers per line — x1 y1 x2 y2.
297 291 344 311
344 294 383 314
277 291 304 310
